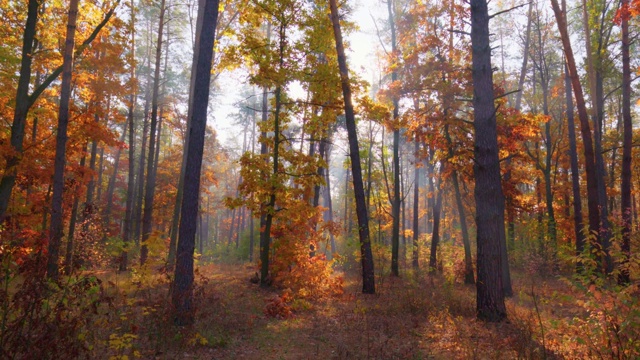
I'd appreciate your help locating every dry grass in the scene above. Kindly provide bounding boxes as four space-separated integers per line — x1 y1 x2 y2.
76 262 628 359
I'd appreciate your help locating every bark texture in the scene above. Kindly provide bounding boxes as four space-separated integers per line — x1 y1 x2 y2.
172 0 219 326
470 0 507 321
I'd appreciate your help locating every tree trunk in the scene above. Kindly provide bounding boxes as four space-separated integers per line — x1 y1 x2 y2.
104 121 128 238
445 125 474 284
470 0 506 321
412 139 420 269
324 149 337 255
619 0 632 284
429 183 442 272
173 0 219 326
47 0 80 280
260 20 286 287
120 0 137 272
65 151 87 275
86 116 99 210
169 0 206 267
0 0 40 222
386 0 401 278
550 0 601 261
141 0 166 265
95 146 105 204
329 0 375 294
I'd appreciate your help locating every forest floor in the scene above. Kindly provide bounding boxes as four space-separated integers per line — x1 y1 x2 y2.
85 261 612 360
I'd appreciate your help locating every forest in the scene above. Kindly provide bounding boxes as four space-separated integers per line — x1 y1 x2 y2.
0 0 639 358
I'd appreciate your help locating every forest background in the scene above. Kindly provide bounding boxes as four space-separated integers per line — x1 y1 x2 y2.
1 0 640 358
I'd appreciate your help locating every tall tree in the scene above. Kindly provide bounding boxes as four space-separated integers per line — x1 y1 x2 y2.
387 0 401 277
550 0 601 266
168 0 206 267
329 0 375 294
470 0 507 321
47 0 81 279
0 1 118 223
0 0 40 223
172 0 220 326
120 0 137 272
141 0 167 265
618 0 632 284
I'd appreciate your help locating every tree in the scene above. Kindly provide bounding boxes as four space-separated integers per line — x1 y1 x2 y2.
470 0 507 321
140 0 167 265
618 0 632 284
0 0 40 224
172 0 220 326
550 0 601 270
329 0 375 294
121 0 137 272
386 0 401 278
0 1 118 224
47 0 81 280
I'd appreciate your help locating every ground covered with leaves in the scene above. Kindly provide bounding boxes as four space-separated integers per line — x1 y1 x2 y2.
18 261 627 360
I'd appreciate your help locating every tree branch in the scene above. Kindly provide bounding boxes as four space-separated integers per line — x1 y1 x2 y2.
28 0 121 108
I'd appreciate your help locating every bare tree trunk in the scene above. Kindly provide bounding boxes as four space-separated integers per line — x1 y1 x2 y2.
324 148 336 255
550 0 601 263
141 0 166 265
429 182 442 272
386 0 401 278
619 0 632 284
104 121 128 238
120 0 137 272
470 0 506 321
412 139 420 269
445 125 474 284
47 0 80 280
172 0 219 326
65 151 87 275
329 0 375 293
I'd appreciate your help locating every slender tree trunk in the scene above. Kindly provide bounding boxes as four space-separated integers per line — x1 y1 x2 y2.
134 85 151 245
141 0 166 265
104 121 128 238
47 0 80 280
470 0 506 321
0 0 40 223
445 125 474 284
330 0 375 294
412 140 420 269
95 146 105 203
86 115 100 211
120 0 137 272
429 184 442 272
344 169 350 235
550 0 600 261
260 20 287 287
172 0 219 326
65 151 87 275
386 0 401 278
324 150 337 255
619 0 632 284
